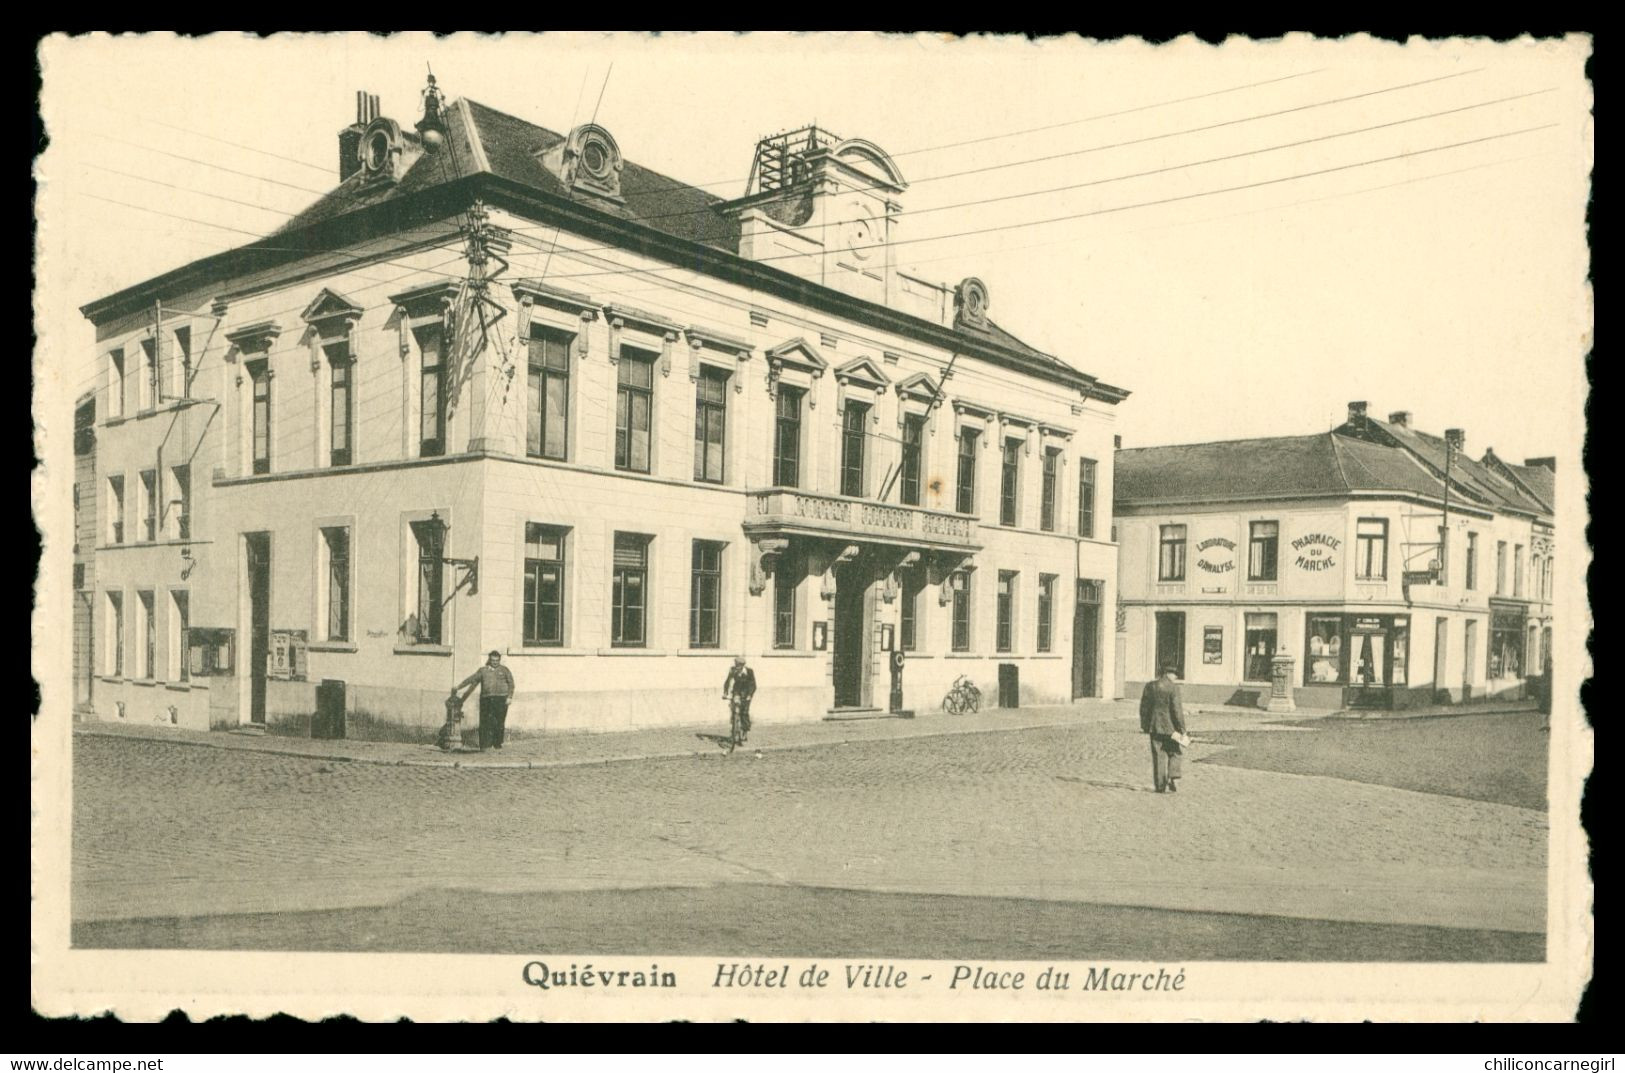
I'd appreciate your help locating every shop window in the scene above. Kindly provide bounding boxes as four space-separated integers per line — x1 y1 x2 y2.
1489 612 1525 679
1305 615 1344 684
1244 612 1278 681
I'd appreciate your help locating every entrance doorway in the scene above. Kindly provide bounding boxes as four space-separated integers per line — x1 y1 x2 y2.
1348 626 1391 708
1072 579 1101 699
246 532 271 725
832 562 869 709
1155 611 1186 679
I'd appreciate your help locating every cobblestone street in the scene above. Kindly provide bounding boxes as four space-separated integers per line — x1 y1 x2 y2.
70 707 1547 958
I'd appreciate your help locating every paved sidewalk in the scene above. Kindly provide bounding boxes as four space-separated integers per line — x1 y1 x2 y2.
73 698 1325 770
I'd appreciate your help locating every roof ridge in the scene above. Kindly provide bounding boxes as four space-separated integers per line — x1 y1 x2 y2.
1119 432 1327 453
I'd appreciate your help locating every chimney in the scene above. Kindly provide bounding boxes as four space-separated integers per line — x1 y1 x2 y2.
1347 401 1368 427
1445 428 1466 453
1388 411 1412 428
1525 456 1557 471
339 91 381 182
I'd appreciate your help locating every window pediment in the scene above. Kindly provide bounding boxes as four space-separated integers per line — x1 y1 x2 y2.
512 279 598 319
765 338 829 377
225 320 281 355
389 282 461 324
603 302 682 338
895 371 942 404
834 356 890 391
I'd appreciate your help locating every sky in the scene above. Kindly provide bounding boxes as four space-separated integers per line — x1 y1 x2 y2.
37 32 1593 462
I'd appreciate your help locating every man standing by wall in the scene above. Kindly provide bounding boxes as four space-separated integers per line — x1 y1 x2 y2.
458 651 516 751
1140 664 1188 793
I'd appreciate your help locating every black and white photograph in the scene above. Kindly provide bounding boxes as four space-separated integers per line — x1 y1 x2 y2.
31 31 1592 1022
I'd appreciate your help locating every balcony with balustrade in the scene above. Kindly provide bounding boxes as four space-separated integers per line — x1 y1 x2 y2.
743 487 982 552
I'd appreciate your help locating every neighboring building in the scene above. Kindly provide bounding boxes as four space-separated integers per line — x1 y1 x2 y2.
1115 403 1555 710
72 391 97 714
79 80 1127 737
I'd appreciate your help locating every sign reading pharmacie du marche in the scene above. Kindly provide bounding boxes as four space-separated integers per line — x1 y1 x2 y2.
1292 532 1340 572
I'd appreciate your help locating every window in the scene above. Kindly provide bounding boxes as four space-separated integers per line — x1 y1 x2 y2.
615 349 655 473
611 533 650 647
1077 457 1097 538
174 326 192 400
951 570 973 652
1248 521 1279 581
109 348 126 418
996 571 1017 652
1355 518 1388 581
139 469 157 543
1305 615 1343 683
410 520 445 645
1514 544 1525 597
138 590 156 679
1489 611 1525 678
527 329 571 461
900 567 925 652
999 441 1020 526
693 368 728 483
107 475 125 545
1544 556 1555 600
1037 574 1056 653
170 590 189 682
522 524 566 647
169 465 191 541
1040 449 1059 532
249 359 271 474
328 341 354 467
1244 612 1278 681
773 566 797 650
773 387 803 487
1465 532 1479 591
105 591 124 676
900 413 925 506
1158 524 1187 581
956 427 979 514
841 402 869 497
419 329 446 458
321 526 351 642
138 338 156 411
689 541 723 647
1496 541 1507 595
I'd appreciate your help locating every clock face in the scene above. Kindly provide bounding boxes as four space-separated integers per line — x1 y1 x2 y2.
842 203 881 261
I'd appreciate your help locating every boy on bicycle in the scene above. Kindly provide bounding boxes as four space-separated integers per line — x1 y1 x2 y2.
722 656 757 746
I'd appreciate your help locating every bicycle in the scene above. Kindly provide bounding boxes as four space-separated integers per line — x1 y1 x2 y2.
942 674 982 715
728 694 751 751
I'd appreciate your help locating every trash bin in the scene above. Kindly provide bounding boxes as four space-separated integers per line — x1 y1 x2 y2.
998 663 1020 709
313 678 346 740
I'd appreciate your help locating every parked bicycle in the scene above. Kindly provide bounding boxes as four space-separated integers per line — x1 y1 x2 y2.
942 674 982 715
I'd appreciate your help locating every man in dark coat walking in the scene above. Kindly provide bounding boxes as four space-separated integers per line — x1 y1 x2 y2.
458 650 516 751
1140 664 1188 793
